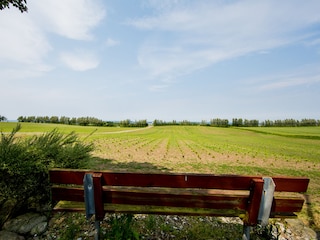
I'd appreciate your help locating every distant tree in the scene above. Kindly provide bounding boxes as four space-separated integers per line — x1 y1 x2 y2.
0 115 7 122
232 118 243 127
0 0 28 12
70 117 77 125
261 120 274 127
50 116 59 124
210 118 229 127
136 119 148 127
17 116 25 122
200 120 208 126
243 119 259 127
43 116 50 123
77 117 90 126
26 116 36 123
181 120 190 126
119 119 130 127
250 120 259 127
60 116 70 125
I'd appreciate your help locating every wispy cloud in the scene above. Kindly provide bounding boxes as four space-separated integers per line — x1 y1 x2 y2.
105 38 119 47
258 74 320 91
244 63 320 91
305 38 320 46
149 84 169 92
31 0 105 41
0 11 52 80
0 0 106 80
129 0 320 82
0 11 51 65
60 50 100 71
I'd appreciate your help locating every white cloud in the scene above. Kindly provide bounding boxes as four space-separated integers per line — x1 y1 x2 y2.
0 65 53 81
0 0 106 80
105 38 119 47
244 63 320 92
60 50 100 71
0 10 52 80
31 0 105 40
258 74 320 91
149 84 169 92
142 0 186 12
129 0 320 81
306 38 320 46
0 11 51 65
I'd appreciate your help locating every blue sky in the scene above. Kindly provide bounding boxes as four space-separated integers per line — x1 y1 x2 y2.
1 0 320 122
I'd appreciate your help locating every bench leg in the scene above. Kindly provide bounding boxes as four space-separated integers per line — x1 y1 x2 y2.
242 224 251 240
94 220 100 240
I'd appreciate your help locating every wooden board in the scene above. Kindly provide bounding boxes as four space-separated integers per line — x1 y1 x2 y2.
49 169 309 192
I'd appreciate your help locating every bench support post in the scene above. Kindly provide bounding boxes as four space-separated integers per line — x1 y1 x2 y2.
246 178 264 225
93 173 104 240
242 178 264 239
94 220 100 240
242 177 275 239
84 173 95 220
92 173 104 220
258 177 275 226
84 173 104 240
242 225 251 240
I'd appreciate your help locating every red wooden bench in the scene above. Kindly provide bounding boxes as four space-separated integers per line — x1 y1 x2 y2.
49 168 309 239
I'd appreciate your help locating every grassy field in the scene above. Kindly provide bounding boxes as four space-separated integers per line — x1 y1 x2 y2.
1 122 319 230
0 122 135 134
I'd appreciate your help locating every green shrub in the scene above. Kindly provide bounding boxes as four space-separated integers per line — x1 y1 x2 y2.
0 124 94 216
103 214 140 240
59 214 84 240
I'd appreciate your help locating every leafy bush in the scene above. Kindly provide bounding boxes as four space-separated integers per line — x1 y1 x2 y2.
104 214 139 240
0 124 94 213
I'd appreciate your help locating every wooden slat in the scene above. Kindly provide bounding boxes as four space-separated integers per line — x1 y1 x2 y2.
51 187 84 202
272 177 309 192
49 169 310 192
53 201 246 217
100 172 257 190
103 204 245 217
51 187 249 210
272 197 305 213
53 201 85 212
49 169 87 185
52 197 304 219
49 169 257 190
51 189 305 214
102 189 248 210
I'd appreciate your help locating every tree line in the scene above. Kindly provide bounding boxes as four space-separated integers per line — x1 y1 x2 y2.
17 116 148 127
1 115 318 128
153 118 320 127
260 118 320 127
119 119 148 127
153 118 258 127
153 119 199 126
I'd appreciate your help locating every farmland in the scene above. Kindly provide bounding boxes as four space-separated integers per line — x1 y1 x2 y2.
1 122 320 230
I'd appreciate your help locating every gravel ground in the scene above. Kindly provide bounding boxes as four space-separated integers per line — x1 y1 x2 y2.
36 212 318 240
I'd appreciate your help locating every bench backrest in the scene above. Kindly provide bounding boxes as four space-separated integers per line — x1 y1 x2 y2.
49 169 309 225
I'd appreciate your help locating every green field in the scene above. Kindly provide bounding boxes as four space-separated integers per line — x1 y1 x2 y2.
1 122 319 230
0 122 134 134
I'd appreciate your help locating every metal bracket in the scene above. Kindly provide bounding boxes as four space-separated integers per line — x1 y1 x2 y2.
84 173 101 240
83 173 95 220
258 177 275 226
